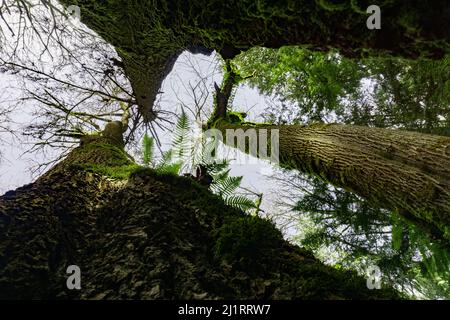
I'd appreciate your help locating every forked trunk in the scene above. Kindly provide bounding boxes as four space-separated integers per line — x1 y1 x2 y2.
0 127 399 299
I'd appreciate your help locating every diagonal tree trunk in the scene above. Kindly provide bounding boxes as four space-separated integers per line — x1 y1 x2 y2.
216 123 450 242
0 123 400 299
56 0 450 123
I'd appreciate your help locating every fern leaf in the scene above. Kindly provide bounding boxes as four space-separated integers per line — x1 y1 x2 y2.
213 176 242 197
212 169 231 184
142 133 154 166
204 160 231 176
171 111 191 161
225 195 257 211
391 223 403 251
157 161 183 175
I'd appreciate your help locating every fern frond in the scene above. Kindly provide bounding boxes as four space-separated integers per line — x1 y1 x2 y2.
142 133 154 166
172 111 191 161
156 150 173 168
198 135 219 163
212 168 231 183
225 195 257 211
212 176 242 197
204 160 231 176
156 161 183 175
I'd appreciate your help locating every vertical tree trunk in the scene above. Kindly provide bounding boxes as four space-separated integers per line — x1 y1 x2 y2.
218 123 450 241
0 127 399 299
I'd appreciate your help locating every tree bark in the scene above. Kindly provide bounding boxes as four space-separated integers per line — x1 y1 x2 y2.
56 0 450 123
0 129 399 299
218 123 450 242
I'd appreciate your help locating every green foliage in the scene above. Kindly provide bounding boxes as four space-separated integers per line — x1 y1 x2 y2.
234 45 450 297
211 171 242 197
234 47 450 135
172 111 190 161
138 113 190 175
391 214 404 251
138 112 259 213
139 134 182 174
142 133 154 166
225 195 258 212
226 111 247 124
292 175 450 299
156 162 183 175
208 164 257 212
156 150 174 169
168 111 260 213
202 160 230 176
234 46 363 122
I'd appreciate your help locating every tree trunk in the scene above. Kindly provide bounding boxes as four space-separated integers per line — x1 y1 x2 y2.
56 0 450 122
218 123 450 242
0 129 399 299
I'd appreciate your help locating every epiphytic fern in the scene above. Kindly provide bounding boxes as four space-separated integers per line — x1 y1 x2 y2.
142 133 154 166
171 110 190 163
208 165 259 213
140 110 261 213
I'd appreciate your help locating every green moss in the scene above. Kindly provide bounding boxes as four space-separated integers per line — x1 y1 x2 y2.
75 163 141 179
227 111 247 124
316 0 348 11
206 111 266 130
129 166 182 182
62 136 138 179
308 121 332 130
213 216 283 274
89 156 402 299
397 11 422 37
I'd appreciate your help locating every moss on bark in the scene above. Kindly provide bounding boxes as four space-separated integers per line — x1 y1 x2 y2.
0 131 401 299
57 0 450 122
214 122 450 244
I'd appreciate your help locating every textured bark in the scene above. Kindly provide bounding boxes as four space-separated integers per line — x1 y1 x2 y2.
219 123 450 242
214 62 237 120
56 0 450 122
0 131 399 299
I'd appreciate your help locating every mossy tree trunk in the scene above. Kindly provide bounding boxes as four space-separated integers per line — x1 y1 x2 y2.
217 123 450 242
56 0 450 123
0 125 399 299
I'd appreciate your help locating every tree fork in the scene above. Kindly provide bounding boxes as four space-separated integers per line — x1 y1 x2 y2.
56 0 450 123
0 124 400 299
